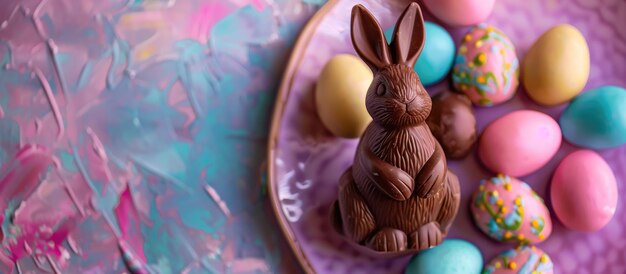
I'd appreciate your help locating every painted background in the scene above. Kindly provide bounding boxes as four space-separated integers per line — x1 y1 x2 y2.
0 0 323 272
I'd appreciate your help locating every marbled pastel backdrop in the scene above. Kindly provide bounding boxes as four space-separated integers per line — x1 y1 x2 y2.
0 0 323 272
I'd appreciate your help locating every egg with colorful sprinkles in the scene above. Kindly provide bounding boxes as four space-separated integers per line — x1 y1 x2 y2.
452 24 519 106
470 175 552 245
483 245 554 274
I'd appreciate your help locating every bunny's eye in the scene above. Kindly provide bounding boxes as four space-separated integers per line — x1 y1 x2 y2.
376 83 386 96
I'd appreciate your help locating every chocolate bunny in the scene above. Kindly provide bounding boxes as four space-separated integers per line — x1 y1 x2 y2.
334 3 460 253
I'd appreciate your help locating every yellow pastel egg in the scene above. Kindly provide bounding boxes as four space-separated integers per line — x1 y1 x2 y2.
315 54 373 138
522 24 590 106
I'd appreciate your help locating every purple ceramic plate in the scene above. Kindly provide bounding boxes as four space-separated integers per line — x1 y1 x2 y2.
268 0 626 273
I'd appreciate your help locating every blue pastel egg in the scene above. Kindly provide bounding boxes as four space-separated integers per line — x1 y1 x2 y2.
385 21 455 86
405 239 482 274
560 85 626 149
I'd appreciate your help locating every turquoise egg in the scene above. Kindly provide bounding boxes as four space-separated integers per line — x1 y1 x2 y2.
385 21 455 86
560 85 626 149
405 239 482 274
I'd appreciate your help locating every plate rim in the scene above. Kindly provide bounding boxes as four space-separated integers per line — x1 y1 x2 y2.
267 1 339 273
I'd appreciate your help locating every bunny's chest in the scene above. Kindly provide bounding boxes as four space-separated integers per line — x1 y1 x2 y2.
365 125 436 176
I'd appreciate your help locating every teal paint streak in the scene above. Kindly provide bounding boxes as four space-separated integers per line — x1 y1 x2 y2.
84 29 97 38
58 151 78 172
107 40 130 90
72 144 121 237
1 201 20 242
76 61 94 90
302 0 326 4
0 119 20 164
212 6 277 46
144 87 163 104
131 144 191 187
175 39 226 118
0 41 11 67
140 190 197 273
179 208 215 234
142 215 178 273
55 53 72 65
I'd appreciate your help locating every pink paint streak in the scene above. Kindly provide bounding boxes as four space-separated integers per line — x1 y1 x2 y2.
34 69 64 140
250 0 265 11
187 3 232 44
0 145 52 208
65 56 113 144
32 0 50 38
114 186 146 262
51 164 86 217
167 80 196 128
230 0 266 11
85 127 108 161
81 127 125 196
204 185 231 218
230 258 270 273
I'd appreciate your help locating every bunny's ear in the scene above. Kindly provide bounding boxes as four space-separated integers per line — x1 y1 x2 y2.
390 2 425 67
351 4 392 72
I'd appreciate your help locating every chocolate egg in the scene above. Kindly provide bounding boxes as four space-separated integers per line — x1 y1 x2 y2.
551 150 618 232
423 0 495 27
483 246 554 274
560 85 626 149
471 175 552 244
478 110 561 177
405 239 483 274
523 24 590 106
452 24 519 106
426 91 477 159
315 54 373 138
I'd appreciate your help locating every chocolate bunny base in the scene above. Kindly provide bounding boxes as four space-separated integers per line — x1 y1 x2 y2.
331 3 461 255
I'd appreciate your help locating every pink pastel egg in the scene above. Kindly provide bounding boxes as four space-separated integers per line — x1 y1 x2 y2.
551 150 618 232
452 24 519 106
484 246 554 274
471 175 552 244
478 110 561 177
423 0 495 27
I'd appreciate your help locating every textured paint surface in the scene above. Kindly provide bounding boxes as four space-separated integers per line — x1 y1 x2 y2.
0 0 320 272
270 0 626 273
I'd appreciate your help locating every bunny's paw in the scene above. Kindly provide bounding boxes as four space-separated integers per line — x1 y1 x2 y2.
409 222 443 250
367 228 407 252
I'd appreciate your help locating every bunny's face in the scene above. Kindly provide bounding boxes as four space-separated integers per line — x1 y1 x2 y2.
351 2 430 129
366 65 431 128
